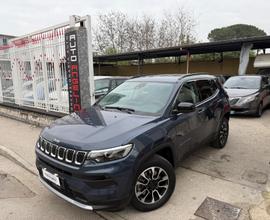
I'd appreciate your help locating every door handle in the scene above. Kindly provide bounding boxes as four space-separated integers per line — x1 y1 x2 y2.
198 108 205 114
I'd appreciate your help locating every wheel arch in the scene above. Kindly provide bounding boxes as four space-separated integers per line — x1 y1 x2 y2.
155 146 175 167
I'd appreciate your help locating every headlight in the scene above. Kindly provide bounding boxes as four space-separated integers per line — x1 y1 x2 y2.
87 144 133 163
238 94 258 105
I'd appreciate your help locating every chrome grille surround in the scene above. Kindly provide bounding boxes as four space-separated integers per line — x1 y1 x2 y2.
38 137 87 166
65 149 75 163
50 144 58 158
57 147 66 160
74 151 87 165
45 142 51 155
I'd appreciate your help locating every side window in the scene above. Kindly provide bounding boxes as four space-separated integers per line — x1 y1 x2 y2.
110 79 125 90
262 77 269 88
116 79 125 86
176 82 200 105
110 79 118 90
94 79 110 93
196 80 218 102
3 38 7 45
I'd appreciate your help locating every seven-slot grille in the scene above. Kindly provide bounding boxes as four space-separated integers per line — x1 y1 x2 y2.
38 137 87 166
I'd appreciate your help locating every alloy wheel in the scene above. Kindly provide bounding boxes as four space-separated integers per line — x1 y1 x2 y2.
135 167 169 205
219 120 228 146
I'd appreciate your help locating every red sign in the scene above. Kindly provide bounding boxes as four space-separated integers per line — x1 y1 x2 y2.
65 30 81 113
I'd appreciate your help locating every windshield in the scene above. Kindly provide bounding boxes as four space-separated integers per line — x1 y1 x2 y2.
224 76 261 89
97 81 175 116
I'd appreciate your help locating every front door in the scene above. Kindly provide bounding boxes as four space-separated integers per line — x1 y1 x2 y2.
167 81 202 163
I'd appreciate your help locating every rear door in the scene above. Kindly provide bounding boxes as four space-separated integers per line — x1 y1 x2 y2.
195 79 221 143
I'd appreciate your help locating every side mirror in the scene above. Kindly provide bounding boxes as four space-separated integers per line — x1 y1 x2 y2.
174 102 196 114
262 84 270 90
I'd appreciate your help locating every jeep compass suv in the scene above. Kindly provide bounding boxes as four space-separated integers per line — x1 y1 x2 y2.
36 74 230 212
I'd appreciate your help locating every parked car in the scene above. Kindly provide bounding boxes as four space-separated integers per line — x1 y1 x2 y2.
35 74 230 212
216 75 226 85
257 68 270 83
48 76 128 102
224 75 270 117
14 76 128 105
94 76 128 99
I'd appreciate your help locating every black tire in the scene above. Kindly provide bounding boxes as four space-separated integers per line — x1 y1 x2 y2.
211 117 229 149
256 103 263 118
131 155 176 212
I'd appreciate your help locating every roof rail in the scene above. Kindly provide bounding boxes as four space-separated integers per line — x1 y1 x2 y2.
130 74 150 79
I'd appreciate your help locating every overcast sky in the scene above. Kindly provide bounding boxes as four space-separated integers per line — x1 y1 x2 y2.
1 0 270 41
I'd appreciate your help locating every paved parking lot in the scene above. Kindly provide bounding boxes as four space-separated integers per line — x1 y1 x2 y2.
0 110 269 220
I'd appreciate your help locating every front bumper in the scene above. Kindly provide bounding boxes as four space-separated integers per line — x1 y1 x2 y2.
230 100 258 115
36 149 135 211
230 107 257 115
39 177 93 210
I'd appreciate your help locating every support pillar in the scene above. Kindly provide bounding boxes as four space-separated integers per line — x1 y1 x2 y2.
238 43 253 75
186 51 190 74
138 55 144 74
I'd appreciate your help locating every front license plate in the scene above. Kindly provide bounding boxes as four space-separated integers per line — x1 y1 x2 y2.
230 110 235 114
42 168 60 186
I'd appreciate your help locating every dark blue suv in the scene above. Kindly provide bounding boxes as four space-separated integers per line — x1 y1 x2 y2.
36 74 230 212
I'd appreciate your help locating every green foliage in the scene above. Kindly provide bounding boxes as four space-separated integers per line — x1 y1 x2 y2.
104 47 118 55
208 24 267 42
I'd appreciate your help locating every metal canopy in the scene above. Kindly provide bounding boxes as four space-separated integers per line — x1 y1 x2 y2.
93 35 270 62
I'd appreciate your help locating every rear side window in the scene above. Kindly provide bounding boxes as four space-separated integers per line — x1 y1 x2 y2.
110 79 117 90
95 79 110 93
262 77 269 87
110 79 126 90
196 80 218 102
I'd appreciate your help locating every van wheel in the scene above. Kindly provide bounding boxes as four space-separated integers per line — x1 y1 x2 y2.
211 117 229 149
131 155 175 212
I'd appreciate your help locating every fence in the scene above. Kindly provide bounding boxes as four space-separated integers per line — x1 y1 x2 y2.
0 15 93 114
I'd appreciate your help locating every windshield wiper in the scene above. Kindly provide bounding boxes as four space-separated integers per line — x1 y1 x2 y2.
104 106 135 114
229 86 249 89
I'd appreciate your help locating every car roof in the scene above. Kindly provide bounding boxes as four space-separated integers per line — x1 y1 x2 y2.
128 73 216 83
94 76 112 80
229 75 262 79
94 76 129 80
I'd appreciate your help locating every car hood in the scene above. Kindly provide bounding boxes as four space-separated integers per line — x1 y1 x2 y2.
41 107 158 150
225 88 259 98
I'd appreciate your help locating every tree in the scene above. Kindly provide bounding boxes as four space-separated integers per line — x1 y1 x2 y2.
156 8 196 48
208 24 267 42
135 15 156 51
94 8 197 55
94 11 128 54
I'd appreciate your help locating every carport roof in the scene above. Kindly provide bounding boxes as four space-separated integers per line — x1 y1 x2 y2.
93 35 270 62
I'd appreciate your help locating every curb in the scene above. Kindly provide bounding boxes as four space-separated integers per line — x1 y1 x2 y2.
0 145 38 176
